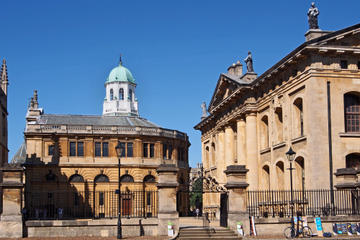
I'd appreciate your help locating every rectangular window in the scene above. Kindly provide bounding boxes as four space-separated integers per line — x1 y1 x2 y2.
48 145 54 156
143 143 148 158
77 142 84 156
95 142 101 157
102 142 108 157
127 142 133 157
70 142 76 156
119 142 126 157
149 143 154 158
357 61 360 70
168 145 173 160
340 60 348 69
163 144 167 159
48 192 53 199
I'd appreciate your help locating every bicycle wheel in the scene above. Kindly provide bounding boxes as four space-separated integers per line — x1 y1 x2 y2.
284 226 296 239
302 226 312 238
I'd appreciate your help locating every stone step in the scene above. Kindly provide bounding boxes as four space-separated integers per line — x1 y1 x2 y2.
178 227 241 240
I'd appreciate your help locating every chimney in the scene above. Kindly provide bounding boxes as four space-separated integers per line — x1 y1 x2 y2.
227 63 236 75
234 61 243 76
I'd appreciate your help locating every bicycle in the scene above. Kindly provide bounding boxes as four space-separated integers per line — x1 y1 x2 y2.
284 218 312 239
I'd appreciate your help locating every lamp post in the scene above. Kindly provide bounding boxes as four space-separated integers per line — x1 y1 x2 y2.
286 147 296 233
115 142 123 239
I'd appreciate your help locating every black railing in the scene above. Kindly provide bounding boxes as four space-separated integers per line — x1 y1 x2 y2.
25 190 158 220
248 189 360 218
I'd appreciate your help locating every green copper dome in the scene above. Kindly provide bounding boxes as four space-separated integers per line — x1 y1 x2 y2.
106 63 135 84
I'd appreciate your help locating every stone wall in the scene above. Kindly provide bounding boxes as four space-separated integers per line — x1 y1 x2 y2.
26 218 158 238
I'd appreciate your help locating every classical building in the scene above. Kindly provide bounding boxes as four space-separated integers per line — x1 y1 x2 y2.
195 20 360 217
23 60 190 219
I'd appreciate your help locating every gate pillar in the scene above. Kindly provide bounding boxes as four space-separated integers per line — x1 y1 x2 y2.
156 164 179 236
0 165 24 238
224 165 249 234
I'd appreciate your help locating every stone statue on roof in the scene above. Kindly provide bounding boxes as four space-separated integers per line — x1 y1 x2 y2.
244 51 254 73
308 2 320 29
201 102 208 120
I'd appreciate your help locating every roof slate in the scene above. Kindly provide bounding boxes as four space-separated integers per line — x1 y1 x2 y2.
35 114 159 128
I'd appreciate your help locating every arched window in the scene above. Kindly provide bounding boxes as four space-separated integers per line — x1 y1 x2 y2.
276 161 284 190
69 174 84 183
110 89 114 101
94 174 109 183
128 89 132 101
211 143 216 167
205 146 210 168
120 174 134 182
344 93 360 132
293 98 304 137
295 157 305 190
119 88 124 100
346 153 360 170
275 107 283 143
260 115 269 149
144 175 156 183
261 165 270 190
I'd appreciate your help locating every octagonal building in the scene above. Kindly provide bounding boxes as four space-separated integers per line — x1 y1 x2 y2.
23 60 190 219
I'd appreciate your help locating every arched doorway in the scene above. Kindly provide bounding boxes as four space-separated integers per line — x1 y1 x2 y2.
93 174 110 218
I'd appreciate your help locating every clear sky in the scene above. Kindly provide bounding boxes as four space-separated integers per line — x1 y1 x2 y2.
1 0 360 167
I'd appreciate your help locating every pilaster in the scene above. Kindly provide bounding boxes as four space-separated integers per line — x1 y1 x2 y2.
156 164 179 236
224 125 235 166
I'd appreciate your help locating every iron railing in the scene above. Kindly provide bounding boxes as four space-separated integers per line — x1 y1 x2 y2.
248 189 360 218
25 190 158 220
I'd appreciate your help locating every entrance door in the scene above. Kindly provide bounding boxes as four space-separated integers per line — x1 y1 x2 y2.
220 193 228 227
122 198 132 217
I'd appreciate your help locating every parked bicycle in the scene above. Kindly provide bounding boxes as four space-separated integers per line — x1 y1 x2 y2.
284 218 312 238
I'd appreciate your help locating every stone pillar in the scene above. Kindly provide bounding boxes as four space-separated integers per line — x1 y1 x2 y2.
156 164 179 236
236 118 246 165
224 126 235 166
0 165 24 238
224 165 249 234
245 112 258 190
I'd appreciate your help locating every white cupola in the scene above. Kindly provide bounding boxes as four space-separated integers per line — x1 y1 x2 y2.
102 59 139 116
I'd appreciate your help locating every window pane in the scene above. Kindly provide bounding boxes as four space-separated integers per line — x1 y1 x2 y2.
77 142 84 156
95 142 101 157
127 142 133 157
150 144 154 158
119 88 124 100
110 89 114 100
102 142 108 157
147 192 151 205
99 192 104 206
163 144 167 159
143 143 148 158
70 142 76 156
48 145 54 156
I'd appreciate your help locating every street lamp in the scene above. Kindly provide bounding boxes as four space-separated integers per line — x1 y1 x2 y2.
115 142 123 239
286 146 296 234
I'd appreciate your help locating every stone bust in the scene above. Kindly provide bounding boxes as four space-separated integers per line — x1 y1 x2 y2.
308 2 320 29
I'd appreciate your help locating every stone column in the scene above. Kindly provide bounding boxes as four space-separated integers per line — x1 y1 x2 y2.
224 165 249 234
156 164 179 236
236 118 246 165
224 126 235 166
217 130 226 184
0 165 24 238
245 112 258 190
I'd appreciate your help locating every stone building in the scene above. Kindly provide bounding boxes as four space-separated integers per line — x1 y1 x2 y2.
0 59 9 215
195 21 360 217
23 60 190 219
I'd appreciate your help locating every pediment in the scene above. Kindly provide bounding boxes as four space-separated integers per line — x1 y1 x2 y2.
208 74 241 112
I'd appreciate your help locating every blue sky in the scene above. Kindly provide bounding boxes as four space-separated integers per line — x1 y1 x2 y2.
1 0 360 167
